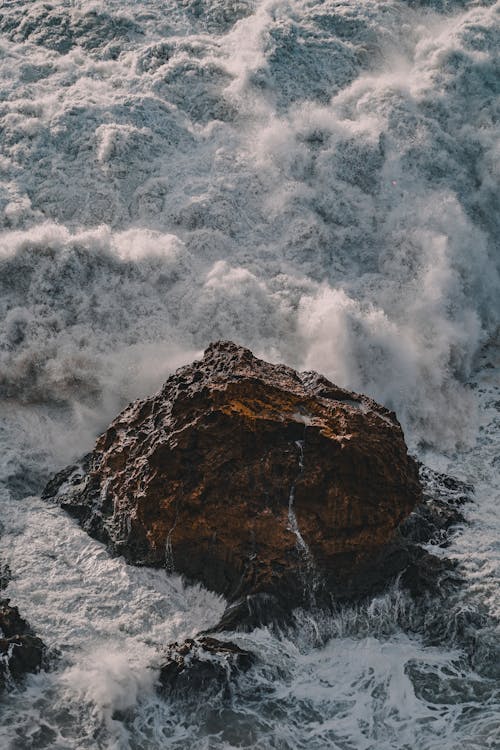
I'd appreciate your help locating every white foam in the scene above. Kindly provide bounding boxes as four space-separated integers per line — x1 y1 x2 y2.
0 0 499 746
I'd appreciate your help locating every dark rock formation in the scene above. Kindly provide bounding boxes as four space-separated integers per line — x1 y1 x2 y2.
0 599 45 690
159 636 254 698
400 465 473 547
0 528 45 691
43 341 423 616
394 466 473 600
399 547 462 599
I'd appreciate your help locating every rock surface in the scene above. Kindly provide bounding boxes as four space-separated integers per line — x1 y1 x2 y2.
43 341 423 613
0 599 45 690
159 636 254 698
395 466 473 599
400 465 473 547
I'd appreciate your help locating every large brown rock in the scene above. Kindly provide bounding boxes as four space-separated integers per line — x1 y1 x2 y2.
43 341 422 613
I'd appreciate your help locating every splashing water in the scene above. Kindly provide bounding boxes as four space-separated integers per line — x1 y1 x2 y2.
287 439 309 556
0 0 499 747
164 532 175 576
287 435 322 605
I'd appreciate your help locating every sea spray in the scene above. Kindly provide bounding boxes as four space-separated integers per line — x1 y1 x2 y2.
0 0 499 747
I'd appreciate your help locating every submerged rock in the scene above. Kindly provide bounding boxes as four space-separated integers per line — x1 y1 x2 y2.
43 341 423 616
159 636 254 698
0 599 45 690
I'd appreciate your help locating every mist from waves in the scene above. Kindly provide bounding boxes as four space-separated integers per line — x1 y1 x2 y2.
0 0 498 455
0 0 499 748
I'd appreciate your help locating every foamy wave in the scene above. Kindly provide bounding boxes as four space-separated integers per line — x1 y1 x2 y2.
0 1 500 745
1 1 498 449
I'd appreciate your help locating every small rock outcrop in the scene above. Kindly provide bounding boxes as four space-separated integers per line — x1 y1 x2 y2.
159 637 254 698
0 599 45 690
397 466 473 599
43 341 423 615
401 465 473 547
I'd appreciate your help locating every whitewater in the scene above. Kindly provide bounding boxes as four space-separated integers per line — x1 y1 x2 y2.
0 0 498 746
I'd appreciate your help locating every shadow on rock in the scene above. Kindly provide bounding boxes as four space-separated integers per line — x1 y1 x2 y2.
159 636 255 700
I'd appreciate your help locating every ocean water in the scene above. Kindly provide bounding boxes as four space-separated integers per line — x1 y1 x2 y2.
0 0 499 747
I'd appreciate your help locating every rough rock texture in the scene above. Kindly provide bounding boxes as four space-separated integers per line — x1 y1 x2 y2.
159 637 254 698
0 599 45 690
395 466 473 599
43 341 422 613
400 465 473 547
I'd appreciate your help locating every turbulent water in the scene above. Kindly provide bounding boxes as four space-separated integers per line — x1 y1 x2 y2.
0 0 499 747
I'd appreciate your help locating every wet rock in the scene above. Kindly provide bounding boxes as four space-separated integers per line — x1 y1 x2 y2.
44 341 422 613
0 562 11 591
400 547 463 598
41 454 96 526
44 341 422 608
159 636 255 698
387 466 474 602
0 599 45 690
400 465 473 547
206 593 289 633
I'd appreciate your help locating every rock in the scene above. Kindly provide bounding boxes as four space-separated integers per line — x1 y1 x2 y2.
159 636 255 698
0 527 46 690
205 593 290 633
0 598 45 690
394 466 473 601
400 465 473 547
400 547 463 599
0 562 11 591
42 454 94 525
43 341 423 615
